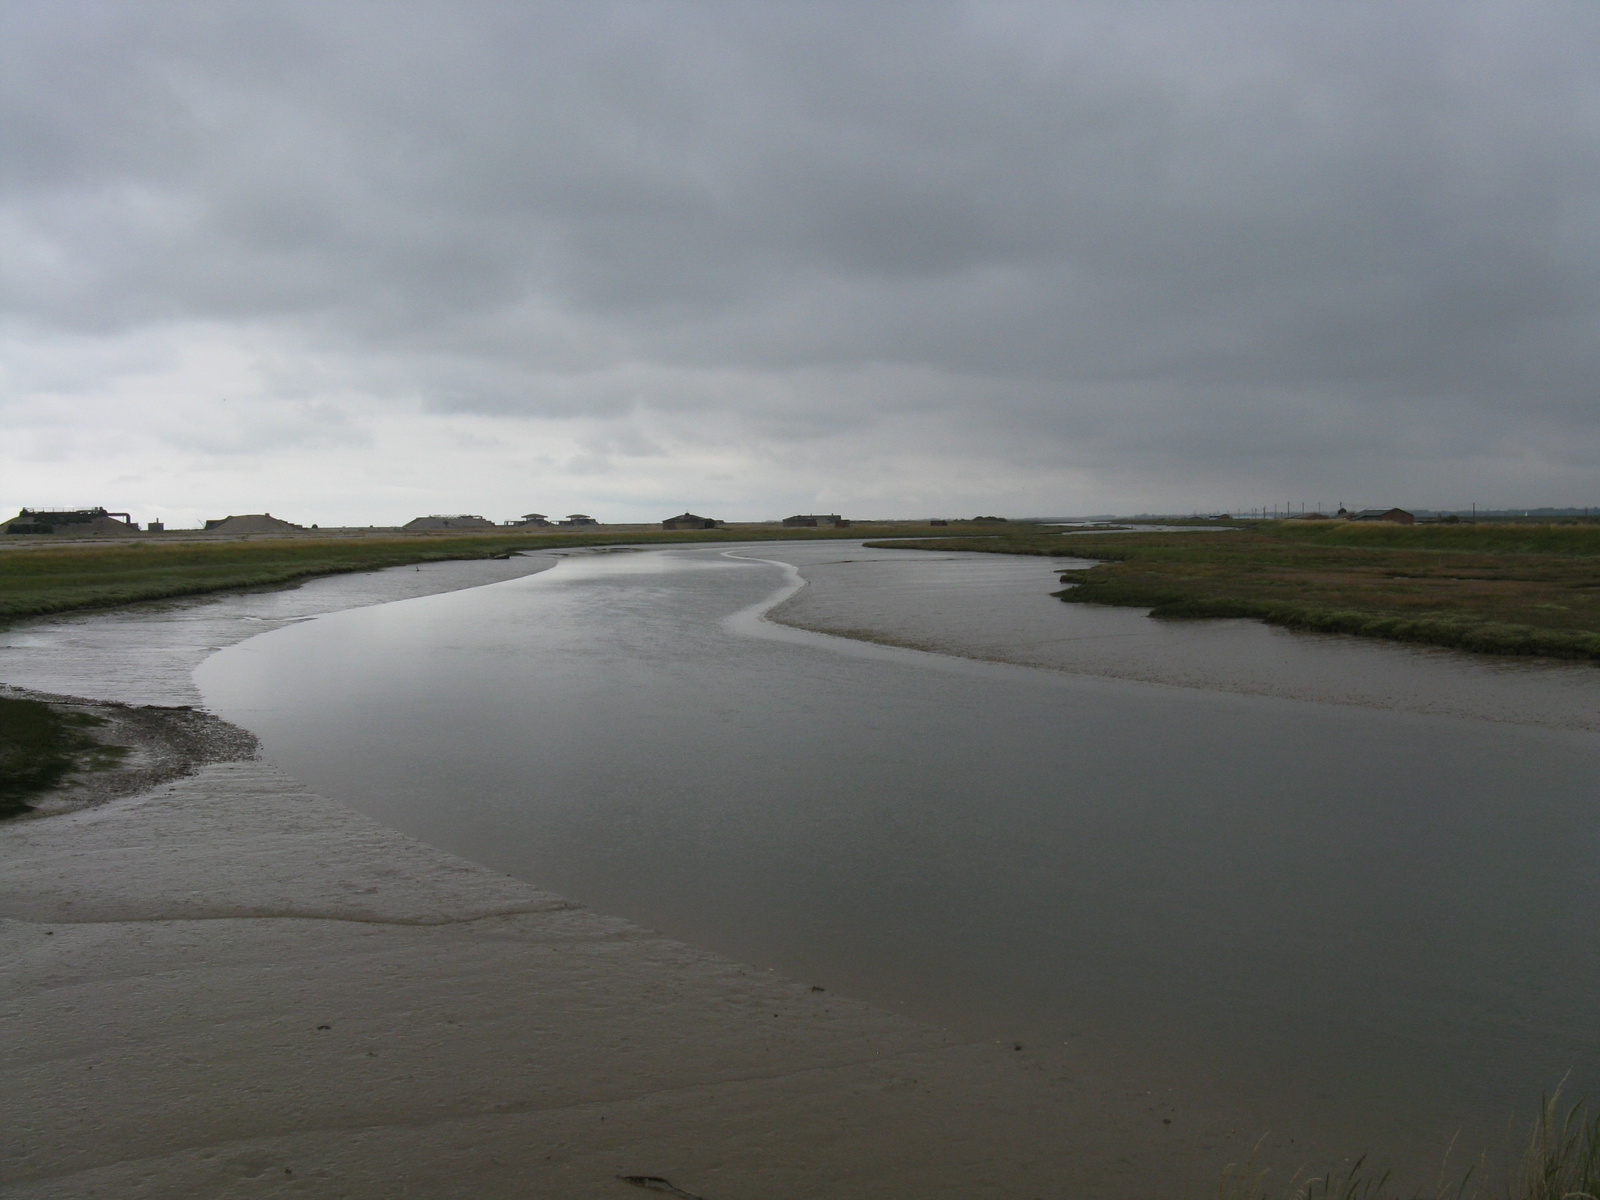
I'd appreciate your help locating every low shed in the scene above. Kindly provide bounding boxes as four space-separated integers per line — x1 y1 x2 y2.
662 512 720 530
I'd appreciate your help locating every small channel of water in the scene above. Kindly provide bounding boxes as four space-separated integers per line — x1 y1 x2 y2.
195 542 1600 1170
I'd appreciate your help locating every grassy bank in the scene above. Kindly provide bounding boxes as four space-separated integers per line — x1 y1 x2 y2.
0 697 125 817
0 524 934 627
867 520 1600 662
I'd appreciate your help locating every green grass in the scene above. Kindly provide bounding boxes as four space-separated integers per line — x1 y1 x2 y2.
0 697 126 818
866 521 1600 662
0 525 939 628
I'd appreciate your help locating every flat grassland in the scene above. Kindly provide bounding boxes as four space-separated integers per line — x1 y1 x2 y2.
869 520 1600 662
0 524 933 627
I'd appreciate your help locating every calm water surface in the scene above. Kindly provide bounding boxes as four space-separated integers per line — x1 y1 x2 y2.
196 543 1600 1164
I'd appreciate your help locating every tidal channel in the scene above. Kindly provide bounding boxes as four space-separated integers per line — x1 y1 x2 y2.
195 541 1600 1171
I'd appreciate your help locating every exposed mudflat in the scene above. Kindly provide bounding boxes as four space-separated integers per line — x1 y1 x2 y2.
1 762 1247 1199
0 684 258 819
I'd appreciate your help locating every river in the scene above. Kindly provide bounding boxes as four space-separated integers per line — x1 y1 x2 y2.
192 540 1600 1174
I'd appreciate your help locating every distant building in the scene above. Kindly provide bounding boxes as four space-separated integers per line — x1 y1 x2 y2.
781 514 851 528
1341 508 1415 525
929 519 949 526
401 514 496 532
510 513 552 527
203 513 306 534
662 512 720 530
4 507 136 536
558 514 600 527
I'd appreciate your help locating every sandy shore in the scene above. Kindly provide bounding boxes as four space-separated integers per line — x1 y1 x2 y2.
0 553 1257 1199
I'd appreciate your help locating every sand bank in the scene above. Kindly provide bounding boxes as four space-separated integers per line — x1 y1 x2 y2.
1 552 1256 1198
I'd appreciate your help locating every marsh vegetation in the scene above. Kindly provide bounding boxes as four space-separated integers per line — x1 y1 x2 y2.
869 520 1600 660
0 696 126 817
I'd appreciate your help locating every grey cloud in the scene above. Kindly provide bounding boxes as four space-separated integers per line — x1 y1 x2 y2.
4 0 1600 510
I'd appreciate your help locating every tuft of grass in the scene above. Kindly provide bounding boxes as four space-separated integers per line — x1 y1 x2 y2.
0 698 126 818
1515 1092 1600 1200
1220 1153 1400 1200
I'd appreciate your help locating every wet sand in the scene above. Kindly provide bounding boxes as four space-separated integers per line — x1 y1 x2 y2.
6 759 1245 1199
0 551 1267 1199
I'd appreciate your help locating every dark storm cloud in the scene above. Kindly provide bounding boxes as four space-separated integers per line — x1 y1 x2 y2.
4 0 1600 506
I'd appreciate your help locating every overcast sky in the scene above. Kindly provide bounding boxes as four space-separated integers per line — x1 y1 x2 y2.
3 2 1598 525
